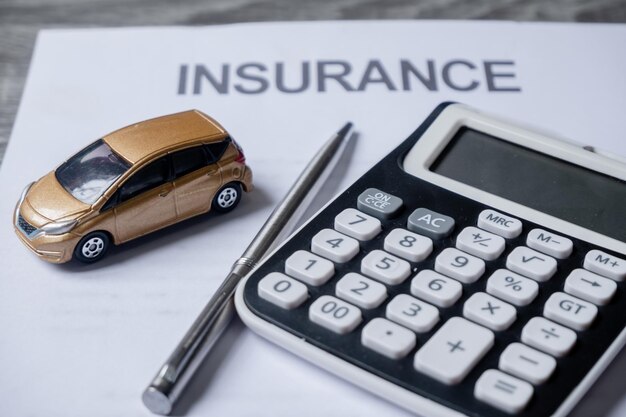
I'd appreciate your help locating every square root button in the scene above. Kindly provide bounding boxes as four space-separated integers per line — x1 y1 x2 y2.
357 188 403 219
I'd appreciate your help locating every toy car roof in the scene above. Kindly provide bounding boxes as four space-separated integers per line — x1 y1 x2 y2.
103 110 227 164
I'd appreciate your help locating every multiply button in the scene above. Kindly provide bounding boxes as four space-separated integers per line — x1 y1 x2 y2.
407 208 455 240
414 317 494 384
357 188 403 219
544 292 597 331
584 249 626 281
477 209 522 239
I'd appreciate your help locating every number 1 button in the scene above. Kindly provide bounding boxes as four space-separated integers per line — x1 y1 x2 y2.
311 229 359 263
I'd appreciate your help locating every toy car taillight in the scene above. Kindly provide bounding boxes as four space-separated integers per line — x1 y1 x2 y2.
232 138 246 163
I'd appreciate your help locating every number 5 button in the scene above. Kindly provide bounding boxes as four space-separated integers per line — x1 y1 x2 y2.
311 229 359 263
361 250 411 285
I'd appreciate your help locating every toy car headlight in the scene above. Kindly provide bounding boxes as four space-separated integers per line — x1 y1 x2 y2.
41 219 78 235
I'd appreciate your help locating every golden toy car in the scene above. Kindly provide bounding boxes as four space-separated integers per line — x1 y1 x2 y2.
13 110 253 264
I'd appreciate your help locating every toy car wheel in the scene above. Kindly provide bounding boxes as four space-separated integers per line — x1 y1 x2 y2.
74 231 110 263
212 182 242 213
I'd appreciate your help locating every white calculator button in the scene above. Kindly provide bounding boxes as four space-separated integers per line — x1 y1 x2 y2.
414 317 494 385
584 249 626 281
258 272 308 309
285 250 334 286
309 295 362 334
463 292 516 331
506 246 557 282
543 292 597 331
384 228 433 262
456 227 505 261
334 208 382 241
435 247 485 284
411 270 462 308
361 318 416 359
521 317 576 357
564 268 617 305
486 269 539 307
477 209 522 239
361 250 411 285
386 294 439 333
336 273 387 309
311 228 359 263
474 369 533 414
526 228 573 259
499 343 556 385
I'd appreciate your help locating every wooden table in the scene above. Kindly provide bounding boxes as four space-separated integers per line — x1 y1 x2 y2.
1 1 625 416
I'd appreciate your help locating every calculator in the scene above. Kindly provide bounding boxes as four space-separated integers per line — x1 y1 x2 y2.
234 103 626 417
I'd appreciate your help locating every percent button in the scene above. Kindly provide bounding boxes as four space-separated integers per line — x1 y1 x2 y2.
486 269 539 307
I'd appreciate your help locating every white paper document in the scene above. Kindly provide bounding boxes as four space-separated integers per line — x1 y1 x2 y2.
1 21 625 417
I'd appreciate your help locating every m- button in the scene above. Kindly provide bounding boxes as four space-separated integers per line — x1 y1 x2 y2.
477 209 522 239
527 228 573 259
408 208 455 240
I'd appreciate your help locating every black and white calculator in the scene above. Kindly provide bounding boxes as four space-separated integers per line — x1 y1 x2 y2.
234 103 626 417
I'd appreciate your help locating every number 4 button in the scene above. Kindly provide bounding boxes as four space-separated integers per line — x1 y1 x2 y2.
311 228 360 263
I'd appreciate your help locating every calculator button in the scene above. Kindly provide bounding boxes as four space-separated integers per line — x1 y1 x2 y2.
309 295 362 334
384 228 433 262
474 369 533 414
463 292 516 331
543 292 597 331
486 269 539 307
456 227 505 261
521 317 576 357
411 270 462 308
564 268 617 305
477 209 522 239
407 208 455 240
334 208 381 241
414 317 494 385
499 343 556 385
336 273 387 309
506 247 557 282
285 250 335 286
386 294 439 333
361 318 416 359
311 229 359 263
526 228 573 259
361 250 411 285
435 247 485 284
357 188 403 219
258 272 308 309
584 249 626 281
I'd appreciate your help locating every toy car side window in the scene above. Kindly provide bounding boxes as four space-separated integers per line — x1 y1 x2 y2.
171 146 208 179
119 156 169 202
205 138 230 164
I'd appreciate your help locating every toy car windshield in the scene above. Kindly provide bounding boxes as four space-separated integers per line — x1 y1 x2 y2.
55 139 130 205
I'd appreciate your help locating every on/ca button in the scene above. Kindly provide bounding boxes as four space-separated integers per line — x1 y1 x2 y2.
357 188 403 219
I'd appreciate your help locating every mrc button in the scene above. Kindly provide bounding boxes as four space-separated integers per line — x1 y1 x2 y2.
408 208 455 240
477 209 522 239
357 188 403 219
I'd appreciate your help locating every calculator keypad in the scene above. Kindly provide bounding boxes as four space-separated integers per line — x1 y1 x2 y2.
245 191 626 417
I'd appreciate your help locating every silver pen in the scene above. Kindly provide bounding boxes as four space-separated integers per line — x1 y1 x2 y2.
142 122 354 414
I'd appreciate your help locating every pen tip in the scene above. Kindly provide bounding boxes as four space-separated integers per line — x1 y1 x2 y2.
337 122 353 138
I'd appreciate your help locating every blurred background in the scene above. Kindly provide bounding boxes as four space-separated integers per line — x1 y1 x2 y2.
1 0 626 163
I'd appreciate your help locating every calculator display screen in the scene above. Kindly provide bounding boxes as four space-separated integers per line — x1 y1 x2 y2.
430 127 626 242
